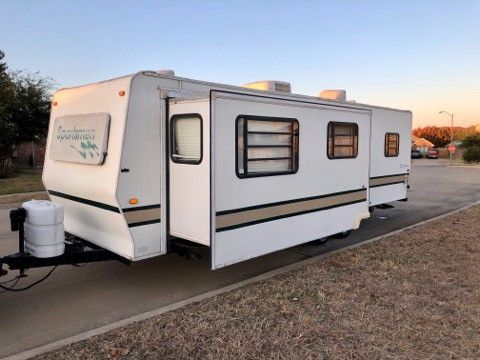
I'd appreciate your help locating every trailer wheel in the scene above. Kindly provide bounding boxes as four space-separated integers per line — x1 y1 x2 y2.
0 265 7 277
171 238 204 260
333 230 351 239
312 237 328 245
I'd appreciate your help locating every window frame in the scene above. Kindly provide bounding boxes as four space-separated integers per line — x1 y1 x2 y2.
327 121 359 160
170 113 203 165
235 115 300 179
384 132 400 158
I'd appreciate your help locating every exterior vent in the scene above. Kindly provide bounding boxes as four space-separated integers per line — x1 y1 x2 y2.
156 69 175 76
318 89 347 102
243 80 291 93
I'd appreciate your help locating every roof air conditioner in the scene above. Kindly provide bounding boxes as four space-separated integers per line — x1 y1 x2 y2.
156 69 175 76
243 80 291 93
318 89 347 102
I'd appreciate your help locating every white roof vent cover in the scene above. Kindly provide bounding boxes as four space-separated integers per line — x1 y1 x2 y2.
243 80 291 93
318 89 347 102
156 69 175 76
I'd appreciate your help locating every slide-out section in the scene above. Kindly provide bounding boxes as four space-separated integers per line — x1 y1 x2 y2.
211 91 371 269
369 108 412 206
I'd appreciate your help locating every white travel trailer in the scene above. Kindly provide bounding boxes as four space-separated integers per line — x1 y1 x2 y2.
2 71 411 273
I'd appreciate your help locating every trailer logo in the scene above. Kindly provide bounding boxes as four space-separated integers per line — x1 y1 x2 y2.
51 113 110 165
56 125 100 159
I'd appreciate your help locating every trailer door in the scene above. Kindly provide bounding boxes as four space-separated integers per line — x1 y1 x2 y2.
210 91 371 269
168 98 211 246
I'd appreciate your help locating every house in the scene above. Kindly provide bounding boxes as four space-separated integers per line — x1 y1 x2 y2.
412 135 435 155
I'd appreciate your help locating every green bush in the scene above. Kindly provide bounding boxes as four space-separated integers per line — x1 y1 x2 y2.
463 147 480 163
462 134 480 148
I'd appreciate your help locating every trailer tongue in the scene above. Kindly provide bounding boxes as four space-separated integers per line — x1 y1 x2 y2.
0 202 128 287
0 201 198 285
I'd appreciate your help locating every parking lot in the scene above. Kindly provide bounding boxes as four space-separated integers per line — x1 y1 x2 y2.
1 159 480 358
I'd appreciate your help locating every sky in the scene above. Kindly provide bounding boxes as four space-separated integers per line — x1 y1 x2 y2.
0 0 479 127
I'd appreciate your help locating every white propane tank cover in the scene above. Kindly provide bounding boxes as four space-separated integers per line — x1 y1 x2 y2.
24 223 65 258
22 200 64 226
25 241 65 258
24 223 65 246
22 200 65 258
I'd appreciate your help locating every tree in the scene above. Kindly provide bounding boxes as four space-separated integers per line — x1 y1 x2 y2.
10 71 52 143
0 50 54 177
454 126 478 142
0 51 16 177
412 126 451 147
413 125 480 149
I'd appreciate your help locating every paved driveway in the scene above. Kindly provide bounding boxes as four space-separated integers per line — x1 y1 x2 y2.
1 159 480 358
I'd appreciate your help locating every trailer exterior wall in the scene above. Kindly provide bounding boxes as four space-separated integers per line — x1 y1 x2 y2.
115 74 171 259
43 76 136 259
168 99 211 246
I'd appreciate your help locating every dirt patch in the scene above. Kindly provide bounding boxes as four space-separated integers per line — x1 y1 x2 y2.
36 207 480 359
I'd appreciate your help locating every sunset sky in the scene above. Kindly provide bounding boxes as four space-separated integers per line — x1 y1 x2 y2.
1 0 478 127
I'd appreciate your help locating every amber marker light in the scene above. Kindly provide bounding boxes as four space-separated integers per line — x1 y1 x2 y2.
118 90 126 96
129 198 138 205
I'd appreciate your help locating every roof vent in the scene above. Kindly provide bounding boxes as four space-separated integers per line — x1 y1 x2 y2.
156 69 175 77
318 89 346 102
243 80 291 93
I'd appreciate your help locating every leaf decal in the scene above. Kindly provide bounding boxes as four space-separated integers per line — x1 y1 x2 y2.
70 145 87 159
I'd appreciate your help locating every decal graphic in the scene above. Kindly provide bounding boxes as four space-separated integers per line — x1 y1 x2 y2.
50 113 110 165
56 125 100 159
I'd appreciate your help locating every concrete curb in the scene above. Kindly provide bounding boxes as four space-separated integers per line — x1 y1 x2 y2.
5 199 480 360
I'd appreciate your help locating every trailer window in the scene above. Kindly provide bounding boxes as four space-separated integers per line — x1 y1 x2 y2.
385 133 400 157
236 116 299 178
327 122 358 159
171 114 202 164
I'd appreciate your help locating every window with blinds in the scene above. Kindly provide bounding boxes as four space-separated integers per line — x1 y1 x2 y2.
327 122 358 159
385 133 400 157
171 114 202 164
236 116 299 178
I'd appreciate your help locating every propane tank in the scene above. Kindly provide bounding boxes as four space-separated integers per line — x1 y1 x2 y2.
22 200 65 258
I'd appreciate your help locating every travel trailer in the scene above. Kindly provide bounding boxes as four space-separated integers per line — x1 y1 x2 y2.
1 71 411 277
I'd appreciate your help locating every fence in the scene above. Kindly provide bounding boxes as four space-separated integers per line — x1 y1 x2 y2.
13 139 46 168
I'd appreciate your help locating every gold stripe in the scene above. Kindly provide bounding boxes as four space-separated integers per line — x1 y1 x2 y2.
369 174 407 187
216 190 366 230
124 208 161 225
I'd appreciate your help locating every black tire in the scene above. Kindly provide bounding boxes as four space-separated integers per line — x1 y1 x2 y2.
333 230 351 239
311 237 328 245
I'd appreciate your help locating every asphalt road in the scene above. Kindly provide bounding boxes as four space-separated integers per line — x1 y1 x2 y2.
1 159 480 358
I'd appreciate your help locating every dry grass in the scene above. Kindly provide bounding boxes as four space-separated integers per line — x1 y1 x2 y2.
0 166 44 196
36 207 480 360
0 191 48 205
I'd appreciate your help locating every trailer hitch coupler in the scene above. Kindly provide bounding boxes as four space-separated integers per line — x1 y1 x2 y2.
10 208 27 232
9 207 27 275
